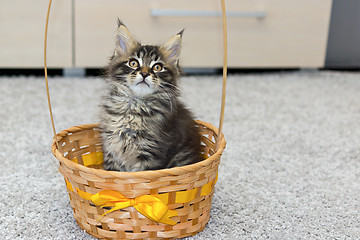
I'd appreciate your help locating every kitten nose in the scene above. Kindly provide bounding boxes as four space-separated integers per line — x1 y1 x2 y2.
140 72 149 79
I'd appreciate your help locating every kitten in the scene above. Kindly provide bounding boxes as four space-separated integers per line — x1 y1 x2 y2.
99 20 202 172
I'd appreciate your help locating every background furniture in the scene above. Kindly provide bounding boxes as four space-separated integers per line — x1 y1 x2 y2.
0 0 72 68
1 0 359 72
325 0 360 68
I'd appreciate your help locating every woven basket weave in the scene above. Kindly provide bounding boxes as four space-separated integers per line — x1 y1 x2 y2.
52 120 226 240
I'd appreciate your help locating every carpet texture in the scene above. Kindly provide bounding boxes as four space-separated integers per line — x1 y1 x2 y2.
0 71 359 239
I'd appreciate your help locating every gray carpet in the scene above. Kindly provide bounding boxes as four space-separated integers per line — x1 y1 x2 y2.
0 71 359 239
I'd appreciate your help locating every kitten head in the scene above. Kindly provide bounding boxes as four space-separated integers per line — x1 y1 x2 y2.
107 20 183 97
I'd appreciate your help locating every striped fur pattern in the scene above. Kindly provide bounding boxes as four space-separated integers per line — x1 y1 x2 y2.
99 20 202 172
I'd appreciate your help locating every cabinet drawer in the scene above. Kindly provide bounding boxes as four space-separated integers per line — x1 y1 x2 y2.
0 0 72 68
75 0 332 68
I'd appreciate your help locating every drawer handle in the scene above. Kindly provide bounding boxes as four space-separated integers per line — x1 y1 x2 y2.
150 9 266 18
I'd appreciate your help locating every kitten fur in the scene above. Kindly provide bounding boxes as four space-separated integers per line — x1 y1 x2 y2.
99 20 202 172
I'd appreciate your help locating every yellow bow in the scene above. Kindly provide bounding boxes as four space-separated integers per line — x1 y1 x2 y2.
77 189 177 225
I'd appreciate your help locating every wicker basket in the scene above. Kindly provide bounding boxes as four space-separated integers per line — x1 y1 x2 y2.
52 120 226 240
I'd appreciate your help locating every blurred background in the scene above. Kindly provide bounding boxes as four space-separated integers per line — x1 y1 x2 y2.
0 0 359 76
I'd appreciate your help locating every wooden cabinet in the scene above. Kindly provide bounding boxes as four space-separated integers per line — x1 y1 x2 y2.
0 0 72 68
0 0 332 69
74 0 332 68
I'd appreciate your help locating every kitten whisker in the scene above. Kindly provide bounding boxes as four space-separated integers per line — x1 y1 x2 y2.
157 86 175 114
159 83 180 98
161 82 181 93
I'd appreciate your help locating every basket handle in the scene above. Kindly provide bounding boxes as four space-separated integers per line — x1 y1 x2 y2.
217 0 228 148
44 0 59 150
44 0 228 151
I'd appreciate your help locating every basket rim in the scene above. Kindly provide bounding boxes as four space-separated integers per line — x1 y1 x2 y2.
52 120 226 179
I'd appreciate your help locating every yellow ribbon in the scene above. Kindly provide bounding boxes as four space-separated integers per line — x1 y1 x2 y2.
73 152 103 167
155 175 218 204
77 189 177 225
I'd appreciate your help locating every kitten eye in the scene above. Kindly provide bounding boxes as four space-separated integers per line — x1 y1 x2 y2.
129 59 139 68
152 63 163 72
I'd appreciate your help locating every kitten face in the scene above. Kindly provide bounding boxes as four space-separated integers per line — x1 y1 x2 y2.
108 21 183 97
118 46 172 97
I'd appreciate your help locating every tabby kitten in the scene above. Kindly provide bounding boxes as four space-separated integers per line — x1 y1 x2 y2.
99 20 202 172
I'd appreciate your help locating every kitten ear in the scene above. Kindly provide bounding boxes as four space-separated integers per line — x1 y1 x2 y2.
160 29 184 63
116 19 138 56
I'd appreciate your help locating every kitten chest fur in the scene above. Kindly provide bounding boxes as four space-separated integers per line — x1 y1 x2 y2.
100 85 172 171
